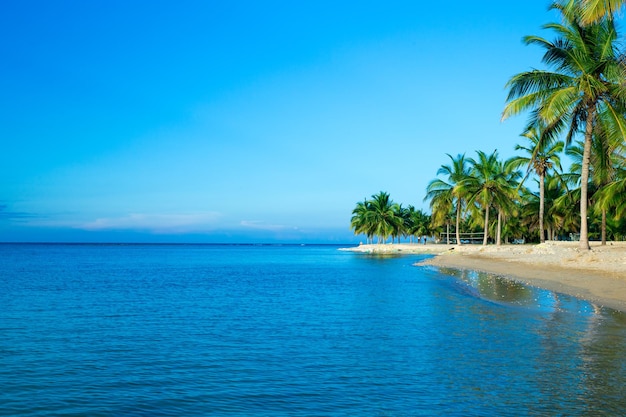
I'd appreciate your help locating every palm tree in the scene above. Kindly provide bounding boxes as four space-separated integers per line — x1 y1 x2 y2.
573 0 625 24
494 158 523 245
510 127 564 243
595 168 626 223
366 191 401 244
588 122 624 244
392 204 410 243
410 208 432 243
502 3 626 249
568 124 624 244
553 155 596 241
544 173 572 239
350 193 402 244
425 153 471 245
428 192 454 244
351 198 373 243
464 150 518 246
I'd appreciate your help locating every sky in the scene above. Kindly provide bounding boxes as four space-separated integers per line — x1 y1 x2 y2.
0 1 565 243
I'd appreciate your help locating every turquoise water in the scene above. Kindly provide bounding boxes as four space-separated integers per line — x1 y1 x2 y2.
1 243 626 416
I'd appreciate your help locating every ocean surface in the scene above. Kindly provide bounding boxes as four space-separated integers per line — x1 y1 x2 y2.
1 243 626 416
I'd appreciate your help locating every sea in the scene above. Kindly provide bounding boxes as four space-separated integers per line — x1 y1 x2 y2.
1 243 626 416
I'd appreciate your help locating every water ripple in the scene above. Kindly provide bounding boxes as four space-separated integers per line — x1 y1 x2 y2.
1 244 626 415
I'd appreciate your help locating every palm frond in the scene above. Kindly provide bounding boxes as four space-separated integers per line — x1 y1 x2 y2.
579 0 624 25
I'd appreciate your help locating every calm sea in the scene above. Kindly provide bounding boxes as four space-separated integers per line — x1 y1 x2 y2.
1 243 626 416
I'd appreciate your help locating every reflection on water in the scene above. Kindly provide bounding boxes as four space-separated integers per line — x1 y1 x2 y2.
439 267 578 311
578 308 626 413
435 266 626 414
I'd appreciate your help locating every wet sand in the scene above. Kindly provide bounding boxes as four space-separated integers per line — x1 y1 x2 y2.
344 242 626 312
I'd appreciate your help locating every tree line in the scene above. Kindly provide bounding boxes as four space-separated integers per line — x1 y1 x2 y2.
351 1 626 249
350 192 431 244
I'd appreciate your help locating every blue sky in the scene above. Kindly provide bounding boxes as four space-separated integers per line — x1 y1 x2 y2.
1 1 563 243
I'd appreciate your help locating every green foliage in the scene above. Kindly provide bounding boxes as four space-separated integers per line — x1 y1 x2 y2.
351 193 431 244
351 1 626 245
503 2 626 248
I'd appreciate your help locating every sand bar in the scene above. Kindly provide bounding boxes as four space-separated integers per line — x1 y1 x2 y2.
343 242 626 312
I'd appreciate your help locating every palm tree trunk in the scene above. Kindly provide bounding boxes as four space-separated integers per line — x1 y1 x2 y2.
539 173 546 243
496 210 502 246
455 200 462 245
579 106 594 250
602 209 607 245
446 222 450 244
483 206 489 246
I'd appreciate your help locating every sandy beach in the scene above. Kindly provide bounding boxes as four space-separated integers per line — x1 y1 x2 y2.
344 241 626 312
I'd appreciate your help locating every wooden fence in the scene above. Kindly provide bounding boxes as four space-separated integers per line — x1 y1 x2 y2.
438 232 485 244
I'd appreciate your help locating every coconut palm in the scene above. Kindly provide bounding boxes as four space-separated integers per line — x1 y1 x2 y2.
392 204 410 243
595 159 626 222
544 173 573 239
400 205 431 243
351 199 373 244
567 140 616 244
366 191 402 244
429 193 454 244
573 0 625 24
350 192 403 244
510 127 564 243
425 153 471 245
588 123 625 244
552 161 586 239
463 150 519 246
570 122 626 244
463 150 499 246
410 208 432 243
351 193 402 243
502 3 626 249
494 158 523 245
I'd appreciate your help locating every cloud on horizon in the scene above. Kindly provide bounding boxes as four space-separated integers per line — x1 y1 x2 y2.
79 212 223 233
240 220 297 232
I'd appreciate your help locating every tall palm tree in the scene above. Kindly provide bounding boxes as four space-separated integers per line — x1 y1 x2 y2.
494 158 523 245
568 126 624 244
510 127 564 243
588 122 624 244
464 150 518 246
502 2 626 249
425 153 471 245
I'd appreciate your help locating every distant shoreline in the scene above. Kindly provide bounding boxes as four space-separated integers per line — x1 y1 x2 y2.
342 242 626 313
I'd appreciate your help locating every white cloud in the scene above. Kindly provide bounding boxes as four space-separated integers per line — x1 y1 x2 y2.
80 212 222 233
240 220 296 231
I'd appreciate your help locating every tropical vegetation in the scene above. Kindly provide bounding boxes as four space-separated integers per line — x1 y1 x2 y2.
351 192 431 244
350 0 626 247
502 1 626 249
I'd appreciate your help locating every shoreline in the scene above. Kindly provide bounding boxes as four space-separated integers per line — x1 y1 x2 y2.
343 242 626 313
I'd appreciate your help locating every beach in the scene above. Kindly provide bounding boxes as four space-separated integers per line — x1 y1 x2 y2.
345 241 626 312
